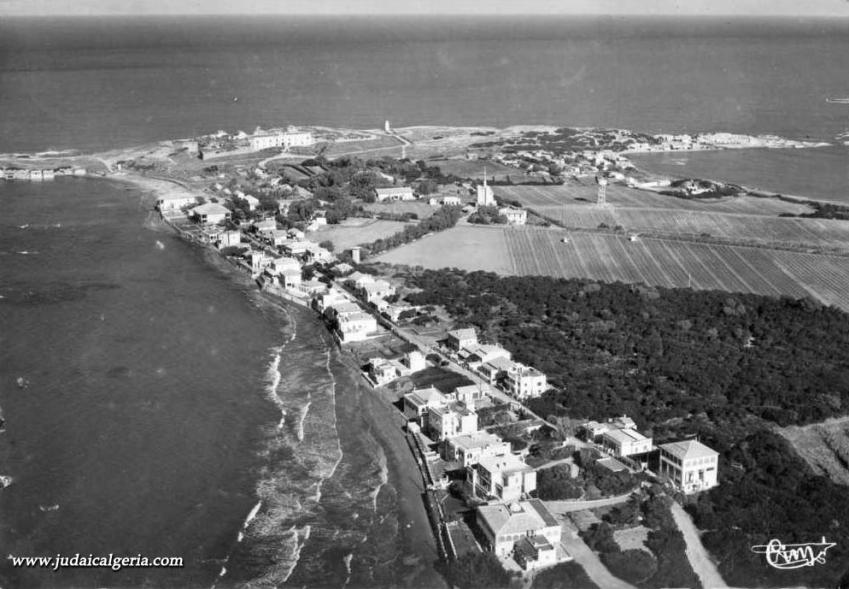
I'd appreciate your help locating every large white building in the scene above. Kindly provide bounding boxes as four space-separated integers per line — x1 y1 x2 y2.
442 431 510 467
505 363 547 400
337 312 377 343
428 402 478 441
658 440 719 494
249 130 315 151
156 194 197 212
190 203 231 225
476 500 561 559
402 387 449 429
446 328 478 351
374 186 415 202
498 207 527 225
468 453 537 502
601 428 653 457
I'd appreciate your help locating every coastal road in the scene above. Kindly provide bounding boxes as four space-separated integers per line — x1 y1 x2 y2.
670 502 732 589
558 517 638 589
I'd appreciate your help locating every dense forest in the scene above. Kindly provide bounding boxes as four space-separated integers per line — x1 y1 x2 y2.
399 268 849 585
402 269 849 441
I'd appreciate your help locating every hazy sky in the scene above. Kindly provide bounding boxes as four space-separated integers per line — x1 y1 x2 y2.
2 0 849 17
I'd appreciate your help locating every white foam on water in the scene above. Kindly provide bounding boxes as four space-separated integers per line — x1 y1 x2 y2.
342 552 354 587
296 398 311 443
211 499 263 588
371 447 389 513
279 524 312 584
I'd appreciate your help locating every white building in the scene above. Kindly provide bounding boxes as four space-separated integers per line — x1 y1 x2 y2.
442 196 462 206
601 428 653 457
190 203 231 225
469 453 537 502
250 131 314 151
156 194 197 212
477 356 516 385
460 344 511 369
362 279 395 303
447 328 477 351
428 402 478 441
239 194 260 211
476 500 561 559
498 207 527 225
403 350 427 373
337 312 378 343
443 431 510 467
514 534 559 571
254 218 277 233
218 230 242 248
658 440 719 494
374 186 415 202
368 357 397 386
451 384 490 407
403 387 449 429
505 364 547 400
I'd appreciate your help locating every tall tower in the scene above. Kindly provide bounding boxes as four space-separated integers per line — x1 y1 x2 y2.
384 120 391 133
477 166 495 206
596 175 608 207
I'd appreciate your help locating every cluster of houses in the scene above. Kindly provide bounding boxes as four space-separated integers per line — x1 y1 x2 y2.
580 416 719 495
314 286 381 344
401 381 565 571
2 167 87 181
446 328 548 401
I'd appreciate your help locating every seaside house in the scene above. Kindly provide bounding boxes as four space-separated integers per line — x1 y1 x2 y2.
362 280 395 304
446 328 478 351
428 402 478 441
442 431 510 467
451 383 490 407
347 272 376 291
190 203 231 225
368 358 398 386
601 428 653 458
218 230 242 248
498 207 527 225
374 186 415 202
337 312 377 343
477 356 516 385
240 194 260 211
441 196 462 206
468 453 537 502
314 288 350 314
475 500 561 559
505 364 547 400
658 440 719 494
155 194 198 212
402 350 427 373
403 387 449 429
459 344 511 369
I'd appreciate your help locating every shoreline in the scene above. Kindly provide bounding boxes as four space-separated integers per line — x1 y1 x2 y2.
110 173 443 587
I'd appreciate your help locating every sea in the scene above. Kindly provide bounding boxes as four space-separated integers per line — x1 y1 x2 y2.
0 14 848 588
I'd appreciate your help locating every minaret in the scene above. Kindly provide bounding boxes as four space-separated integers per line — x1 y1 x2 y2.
596 175 608 207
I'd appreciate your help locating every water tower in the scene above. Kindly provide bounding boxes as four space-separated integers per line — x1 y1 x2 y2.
351 247 361 264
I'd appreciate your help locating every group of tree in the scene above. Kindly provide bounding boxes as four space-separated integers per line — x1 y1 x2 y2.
467 205 507 225
361 205 464 257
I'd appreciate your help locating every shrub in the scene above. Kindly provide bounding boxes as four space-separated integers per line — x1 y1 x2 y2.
601 549 657 584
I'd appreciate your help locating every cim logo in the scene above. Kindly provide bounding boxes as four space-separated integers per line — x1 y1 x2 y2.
751 537 836 570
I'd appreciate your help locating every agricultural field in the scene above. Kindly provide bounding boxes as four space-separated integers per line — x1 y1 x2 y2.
375 225 849 311
310 218 411 251
494 183 849 249
362 200 437 219
374 225 514 274
778 417 849 486
496 182 814 215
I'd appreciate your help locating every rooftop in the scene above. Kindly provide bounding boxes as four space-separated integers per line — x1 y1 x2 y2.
660 439 718 461
405 386 448 407
448 430 505 451
477 499 558 537
603 428 649 445
478 452 532 475
448 328 477 340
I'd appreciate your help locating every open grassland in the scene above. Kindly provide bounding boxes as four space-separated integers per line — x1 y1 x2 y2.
311 218 411 251
362 200 436 219
374 225 513 274
375 225 849 311
778 417 849 486
321 135 404 157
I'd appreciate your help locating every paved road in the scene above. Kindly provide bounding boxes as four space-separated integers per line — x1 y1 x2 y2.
558 518 638 589
670 501 732 589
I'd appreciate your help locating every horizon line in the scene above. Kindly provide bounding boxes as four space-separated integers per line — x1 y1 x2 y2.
3 12 849 18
